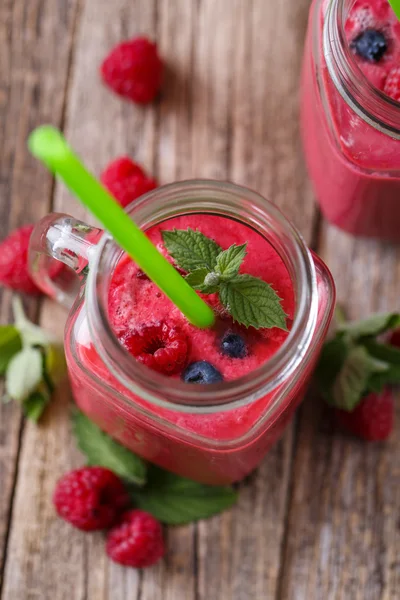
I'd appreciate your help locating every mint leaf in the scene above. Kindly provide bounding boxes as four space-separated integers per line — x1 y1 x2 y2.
72 410 147 486
219 274 287 330
332 346 388 411
185 268 210 290
215 243 247 280
23 390 50 422
337 312 400 339
363 339 400 365
162 229 222 272
129 465 238 525
315 337 350 404
5 347 43 402
362 340 400 391
368 366 400 392
12 296 56 347
0 325 22 375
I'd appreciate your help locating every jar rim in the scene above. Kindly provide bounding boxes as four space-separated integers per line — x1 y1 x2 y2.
323 0 400 138
85 179 319 413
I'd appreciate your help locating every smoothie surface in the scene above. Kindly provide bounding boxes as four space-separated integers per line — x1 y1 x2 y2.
108 214 294 382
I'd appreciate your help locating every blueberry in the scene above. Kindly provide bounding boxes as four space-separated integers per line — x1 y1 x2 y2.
182 361 223 384
220 332 247 359
351 29 387 63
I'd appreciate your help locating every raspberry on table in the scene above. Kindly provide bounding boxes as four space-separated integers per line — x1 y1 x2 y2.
106 509 165 568
101 157 158 208
389 328 400 348
383 67 400 102
53 466 129 531
335 388 394 441
100 37 164 104
120 321 189 375
0 224 41 294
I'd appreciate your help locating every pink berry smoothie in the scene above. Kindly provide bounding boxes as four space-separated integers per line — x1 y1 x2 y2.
301 0 400 240
66 214 327 485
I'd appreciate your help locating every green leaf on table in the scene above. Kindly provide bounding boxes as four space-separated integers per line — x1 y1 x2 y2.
5 346 43 402
363 339 400 365
315 336 350 404
337 312 400 340
367 365 400 393
129 465 238 525
219 274 287 330
12 296 56 347
23 390 50 422
72 410 147 486
0 325 22 375
332 345 389 411
162 228 222 272
215 243 247 280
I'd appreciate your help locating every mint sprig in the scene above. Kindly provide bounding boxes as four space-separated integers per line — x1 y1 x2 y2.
162 229 287 330
315 308 400 411
0 325 22 375
0 297 66 422
72 410 238 524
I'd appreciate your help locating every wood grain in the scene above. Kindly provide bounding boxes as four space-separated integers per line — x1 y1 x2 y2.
280 226 400 600
0 0 80 590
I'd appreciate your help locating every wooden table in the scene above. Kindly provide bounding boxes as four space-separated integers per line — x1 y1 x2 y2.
0 1 399 598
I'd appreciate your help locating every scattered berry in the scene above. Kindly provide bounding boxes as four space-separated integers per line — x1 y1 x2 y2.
383 67 400 102
0 225 40 294
220 332 247 358
106 509 165 568
351 29 387 62
389 328 400 348
101 37 164 104
182 361 223 384
335 388 394 441
101 157 158 208
53 466 129 531
120 321 189 374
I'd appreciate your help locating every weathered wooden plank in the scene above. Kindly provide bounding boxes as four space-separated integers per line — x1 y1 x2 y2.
191 0 316 598
0 0 81 592
280 225 400 600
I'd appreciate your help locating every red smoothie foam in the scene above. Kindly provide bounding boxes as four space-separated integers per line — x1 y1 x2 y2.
301 0 400 240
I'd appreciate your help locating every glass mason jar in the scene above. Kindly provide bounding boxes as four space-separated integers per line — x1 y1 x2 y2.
301 0 400 240
29 180 335 485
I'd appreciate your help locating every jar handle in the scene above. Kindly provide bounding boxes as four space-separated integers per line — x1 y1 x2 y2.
28 213 103 309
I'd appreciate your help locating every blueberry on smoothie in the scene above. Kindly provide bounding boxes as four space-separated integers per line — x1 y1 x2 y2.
182 361 223 384
351 29 387 62
220 332 247 359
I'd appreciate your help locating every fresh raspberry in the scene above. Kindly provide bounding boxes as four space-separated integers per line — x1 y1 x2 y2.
0 225 41 294
101 37 164 104
389 328 400 348
106 509 165 568
120 321 189 375
335 388 394 441
53 466 129 531
101 157 158 208
383 67 400 102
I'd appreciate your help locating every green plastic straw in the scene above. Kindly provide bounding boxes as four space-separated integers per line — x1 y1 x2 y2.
28 126 215 329
389 1 400 19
